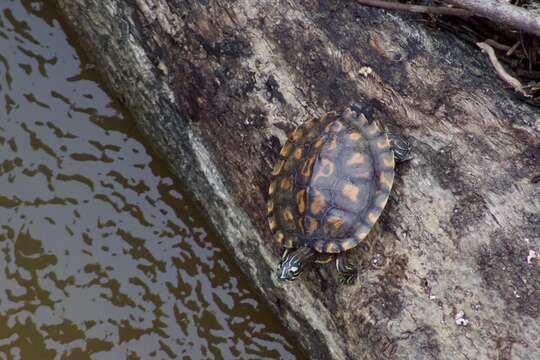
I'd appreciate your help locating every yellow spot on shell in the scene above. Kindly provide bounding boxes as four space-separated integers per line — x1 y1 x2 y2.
314 241 324 253
307 217 318 234
351 169 370 178
327 216 344 230
375 193 389 209
379 171 393 190
267 200 274 213
341 238 356 251
298 218 304 230
313 158 335 182
377 137 390 149
271 160 285 176
357 114 368 127
334 121 344 132
280 177 292 191
275 232 284 243
314 138 325 149
310 190 326 215
306 130 317 140
349 132 363 141
325 121 344 133
285 238 294 248
355 226 370 241
367 211 379 224
325 242 340 253
346 153 365 166
382 154 395 168
294 147 303 160
301 156 316 178
296 189 306 214
305 119 315 129
268 217 277 231
280 143 293 157
268 180 277 195
283 208 294 222
291 127 303 141
366 122 379 136
342 183 360 202
320 112 334 124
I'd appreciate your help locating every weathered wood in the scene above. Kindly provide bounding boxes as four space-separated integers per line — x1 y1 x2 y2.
54 1 539 359
445 0 540 37
356 0 472 17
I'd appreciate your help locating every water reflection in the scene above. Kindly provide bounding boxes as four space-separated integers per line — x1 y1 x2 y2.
0 1 298 358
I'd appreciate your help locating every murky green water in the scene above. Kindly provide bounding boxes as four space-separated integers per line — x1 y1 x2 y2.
0 1 301 358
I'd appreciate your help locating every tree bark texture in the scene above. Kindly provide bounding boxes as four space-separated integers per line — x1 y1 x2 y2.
445 0 540 37
53 1 539 359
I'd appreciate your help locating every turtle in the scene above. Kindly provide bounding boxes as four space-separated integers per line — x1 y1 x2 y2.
267 108 411 285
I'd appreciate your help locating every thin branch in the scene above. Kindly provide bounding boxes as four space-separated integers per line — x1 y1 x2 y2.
477 41 530 97
484 39 511 52
506 41 521 56
445 0 540 37
355 0 472 17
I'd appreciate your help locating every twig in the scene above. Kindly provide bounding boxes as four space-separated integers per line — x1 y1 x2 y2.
506 41 521 56
477 41 530 97
355 0 472 17
516 69 540 80
523 82 540 92
484 39 511 52
445 0 540 37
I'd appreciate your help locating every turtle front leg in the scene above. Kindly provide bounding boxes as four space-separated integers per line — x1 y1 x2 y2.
388 133 412 163
336 253 357 285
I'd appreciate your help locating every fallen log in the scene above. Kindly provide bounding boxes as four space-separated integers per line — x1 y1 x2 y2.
53 1 539 359
445 0 540 37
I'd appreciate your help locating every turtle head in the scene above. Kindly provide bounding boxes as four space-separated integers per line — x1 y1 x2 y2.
277 247 315 282
277 254 303 281
389 134 413 163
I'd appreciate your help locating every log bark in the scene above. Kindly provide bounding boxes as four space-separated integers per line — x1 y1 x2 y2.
356 0 472 17
53 1 539 359
445 0 540 37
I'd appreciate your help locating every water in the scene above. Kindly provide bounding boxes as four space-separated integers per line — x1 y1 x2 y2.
0 1 301 358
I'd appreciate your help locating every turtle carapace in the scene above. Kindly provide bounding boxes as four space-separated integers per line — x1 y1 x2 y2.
267 108 411 285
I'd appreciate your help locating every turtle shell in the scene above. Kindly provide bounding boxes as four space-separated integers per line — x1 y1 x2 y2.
267 109 395 253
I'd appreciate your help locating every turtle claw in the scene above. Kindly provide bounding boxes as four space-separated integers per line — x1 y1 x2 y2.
336 253 357 286
388 133 412 163
338 270 358 286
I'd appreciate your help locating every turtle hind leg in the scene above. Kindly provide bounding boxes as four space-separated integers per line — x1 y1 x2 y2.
336 253 357 285
388 133 412 163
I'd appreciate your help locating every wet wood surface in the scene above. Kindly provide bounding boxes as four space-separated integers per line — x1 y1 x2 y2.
54 1 540 359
